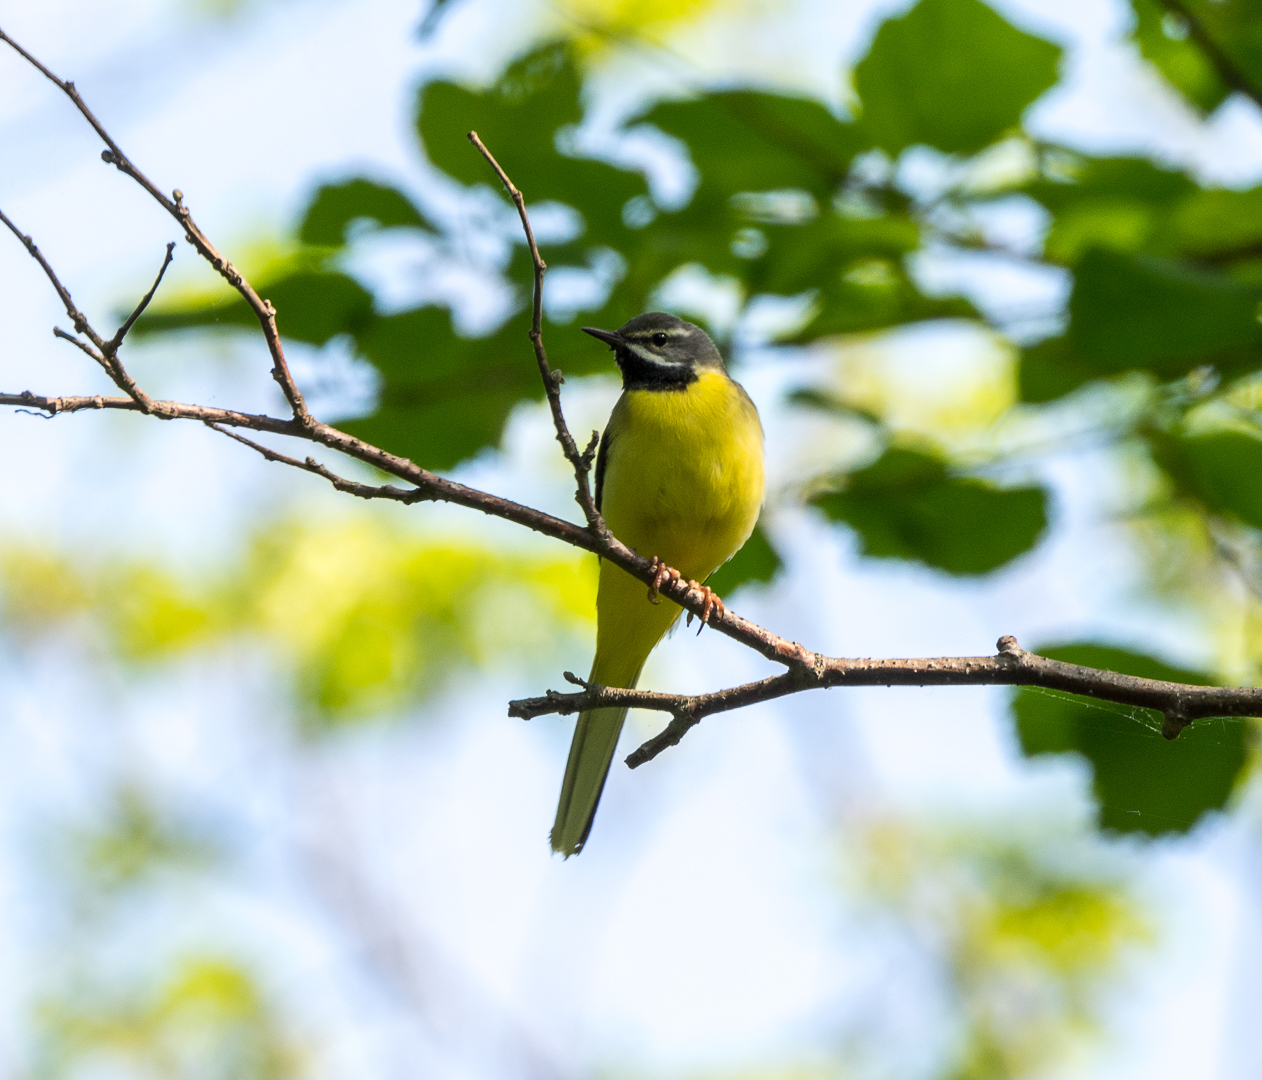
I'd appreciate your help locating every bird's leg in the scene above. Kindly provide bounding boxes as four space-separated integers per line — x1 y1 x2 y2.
646 556 682 604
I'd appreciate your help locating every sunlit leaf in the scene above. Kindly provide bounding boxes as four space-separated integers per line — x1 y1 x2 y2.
1013 643 1249 835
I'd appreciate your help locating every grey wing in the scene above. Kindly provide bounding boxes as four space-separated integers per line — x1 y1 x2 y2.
594 425 611 512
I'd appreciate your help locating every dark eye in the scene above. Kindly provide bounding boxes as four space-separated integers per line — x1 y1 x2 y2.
651 332 668 346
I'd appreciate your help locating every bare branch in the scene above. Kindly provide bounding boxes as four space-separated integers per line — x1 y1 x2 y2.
512 636 1262 765
1 205 169 413
467 130 606 537
0 27 311 424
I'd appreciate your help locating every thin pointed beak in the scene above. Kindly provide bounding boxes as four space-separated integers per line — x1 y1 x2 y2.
581 326 623 349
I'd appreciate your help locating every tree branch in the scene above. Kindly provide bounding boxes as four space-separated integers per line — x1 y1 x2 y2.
512 636 1262 767
3 33 1260 773
0 26 311 424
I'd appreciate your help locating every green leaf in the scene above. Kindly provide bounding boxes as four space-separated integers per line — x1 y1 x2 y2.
1013 643 1248 835
854 0 1062 156
810 447 1048 574
342 307 616 470
706 523 783 594
137 269 374 346
1025 155 1196 263
640 91 860 200
1068 247 1262 377
749 214 921 296
1167 186 1262 260
418 43 645 248
1170 0 1262 101
299 178 432 246
1150 428 1262 529
1128 0 1229 114
1016 336 1102 403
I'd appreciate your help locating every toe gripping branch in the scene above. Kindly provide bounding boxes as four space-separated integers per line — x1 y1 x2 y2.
646 556 726 632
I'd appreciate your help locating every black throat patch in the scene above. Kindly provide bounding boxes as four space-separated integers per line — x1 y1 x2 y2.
618 349 698 392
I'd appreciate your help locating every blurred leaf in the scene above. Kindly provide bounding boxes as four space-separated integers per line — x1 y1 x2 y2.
299 177 432 246
854 0 1062 156
1167 185 1262 260
74 787 215 892
750 213 921 296
419 42 646 247
1028 155 1197 263
1013 643 1248 835
41 956 302 1080
139 268 374 346
1017 336 1102 403
798 276 978 339
641 91 860 200
1068 247 1262 377
706 523 782 594
1171 0 1262 99
1128 0 1229 113
0 517 596 726
1150 427 1262 529
341 307 613 469
811 447 1048 574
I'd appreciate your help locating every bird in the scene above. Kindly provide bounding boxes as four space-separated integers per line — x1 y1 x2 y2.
550 311 765 856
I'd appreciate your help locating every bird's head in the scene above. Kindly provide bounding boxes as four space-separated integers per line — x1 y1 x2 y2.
581 312 724 390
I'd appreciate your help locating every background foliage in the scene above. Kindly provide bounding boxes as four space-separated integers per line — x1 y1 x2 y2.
142 0 1262 838
6 0 1262 1074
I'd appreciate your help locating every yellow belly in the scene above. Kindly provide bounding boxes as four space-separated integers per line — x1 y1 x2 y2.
593 368 765 685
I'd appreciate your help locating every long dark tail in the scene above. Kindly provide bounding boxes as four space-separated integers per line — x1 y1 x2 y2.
549 661 643 856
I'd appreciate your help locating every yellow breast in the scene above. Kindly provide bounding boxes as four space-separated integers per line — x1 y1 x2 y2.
599 368 765 583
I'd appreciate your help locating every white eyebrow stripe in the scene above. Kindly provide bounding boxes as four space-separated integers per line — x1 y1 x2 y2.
625 341 684 366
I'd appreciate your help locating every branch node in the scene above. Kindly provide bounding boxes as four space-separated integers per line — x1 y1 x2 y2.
997 635 1023 658
562 671 589 688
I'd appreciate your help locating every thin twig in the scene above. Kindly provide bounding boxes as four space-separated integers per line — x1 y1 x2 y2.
205 423 430 504
108 241 175 351
0 205 105 348
0 27 311 424
467 130 606 536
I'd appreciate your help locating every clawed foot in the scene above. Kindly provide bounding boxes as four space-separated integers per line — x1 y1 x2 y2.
685 583 725 633
647 557 725 630
646 556 681 604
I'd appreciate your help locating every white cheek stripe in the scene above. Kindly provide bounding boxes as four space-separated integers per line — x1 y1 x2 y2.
626 341 684 367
